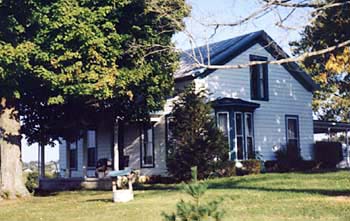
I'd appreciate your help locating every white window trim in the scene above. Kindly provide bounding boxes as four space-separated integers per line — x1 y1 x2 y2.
286 115 299 143
245 113 254 159
234 112 245 161
141 124 155 168
216 111 231 159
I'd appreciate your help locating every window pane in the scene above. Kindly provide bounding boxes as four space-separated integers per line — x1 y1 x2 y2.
166 116 176 157
237 137 244 160
286 117 299 157
70 141 77 150
245 114 253 136
259 78 265 98
218 113 228 137
87 130 97 167
235 113 243 135
288 119 297 139
70 149 77 169
87 130 96 148
87 148 96 167
142 125 154 167
247 137 254 159
167 117 175 141
251 66 258 98
258 65 263 80
147 128 152 142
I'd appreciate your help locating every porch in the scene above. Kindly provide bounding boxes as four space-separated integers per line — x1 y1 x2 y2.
314 120 350 167
39 177 112 191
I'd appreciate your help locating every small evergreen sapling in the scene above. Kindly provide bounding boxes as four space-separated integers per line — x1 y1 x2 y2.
162 167 225 221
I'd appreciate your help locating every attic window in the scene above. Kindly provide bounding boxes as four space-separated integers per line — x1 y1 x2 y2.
250 55 269 101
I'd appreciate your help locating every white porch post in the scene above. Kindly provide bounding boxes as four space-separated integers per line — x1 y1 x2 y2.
113 119 119 171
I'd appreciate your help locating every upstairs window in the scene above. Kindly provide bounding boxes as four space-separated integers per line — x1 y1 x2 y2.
250 55 268 101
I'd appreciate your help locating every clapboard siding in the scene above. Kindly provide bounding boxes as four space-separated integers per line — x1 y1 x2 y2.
70 138 83 177
198 43 314 160
97 120 113 160
58 138 67 177
123 120 167 176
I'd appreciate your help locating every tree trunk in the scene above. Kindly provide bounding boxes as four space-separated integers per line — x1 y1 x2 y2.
0 97 29 199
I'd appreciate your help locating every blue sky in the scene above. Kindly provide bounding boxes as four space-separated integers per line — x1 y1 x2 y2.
21 0 310 163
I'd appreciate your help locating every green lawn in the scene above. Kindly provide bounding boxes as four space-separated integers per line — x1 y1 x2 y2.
1 171 350 221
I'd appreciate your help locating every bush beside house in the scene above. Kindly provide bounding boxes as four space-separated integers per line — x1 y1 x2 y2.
314 141 343 168
166 83 229 181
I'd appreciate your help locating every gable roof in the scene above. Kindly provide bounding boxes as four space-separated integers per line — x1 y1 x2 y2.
175 30 318 92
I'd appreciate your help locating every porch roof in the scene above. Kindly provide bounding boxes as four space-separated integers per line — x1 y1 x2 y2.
211 97 260 111
314 120 350 134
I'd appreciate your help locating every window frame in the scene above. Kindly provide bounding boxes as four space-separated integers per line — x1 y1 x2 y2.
165 115 175 160
216 111 231 160
86 129 97 169
250 54 269 101
140 123 155 168
216 111 230 140
245 112 255 159
234 112 245 160
285 115 300 149
68 140 78 171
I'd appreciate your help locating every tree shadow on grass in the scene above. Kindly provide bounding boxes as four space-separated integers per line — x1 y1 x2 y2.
85 198 113 203
134 183 179 191
34 190 59 197
207 176 350 197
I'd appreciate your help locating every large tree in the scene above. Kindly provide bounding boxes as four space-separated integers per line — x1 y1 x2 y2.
291 0 350 121
0 0 189 199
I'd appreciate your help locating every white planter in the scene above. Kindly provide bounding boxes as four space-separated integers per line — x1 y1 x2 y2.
113 189 134 203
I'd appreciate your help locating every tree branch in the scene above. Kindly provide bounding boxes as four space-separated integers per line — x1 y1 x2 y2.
192 39 350 69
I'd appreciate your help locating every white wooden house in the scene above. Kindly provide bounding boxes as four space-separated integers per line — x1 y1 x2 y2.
52 30 317 185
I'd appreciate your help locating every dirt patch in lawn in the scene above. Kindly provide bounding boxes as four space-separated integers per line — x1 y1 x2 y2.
332 196 350 203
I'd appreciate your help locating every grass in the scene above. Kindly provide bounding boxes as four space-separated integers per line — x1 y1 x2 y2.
1 171 350 221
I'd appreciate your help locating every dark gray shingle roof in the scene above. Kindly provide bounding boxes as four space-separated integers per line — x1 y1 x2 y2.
174 30 318 92
174 30 263 79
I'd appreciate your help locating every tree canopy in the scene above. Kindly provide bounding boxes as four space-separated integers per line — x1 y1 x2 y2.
0 0 189 144
0 0 189 198
291 0 350 121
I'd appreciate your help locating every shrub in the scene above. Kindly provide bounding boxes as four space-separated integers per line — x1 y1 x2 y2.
25 172 39 193
166 83 229 181
211 161 236 178
314 141 343 168
274 143 303 172
264 160 279 172
236 160 261 175
275 148 290 172
264 160 320 172
162 167 226 221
